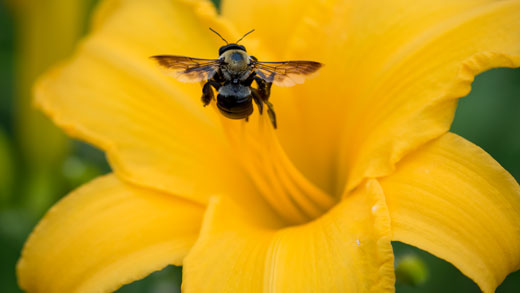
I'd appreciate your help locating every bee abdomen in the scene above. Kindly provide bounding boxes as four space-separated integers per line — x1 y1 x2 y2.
216 94 253 119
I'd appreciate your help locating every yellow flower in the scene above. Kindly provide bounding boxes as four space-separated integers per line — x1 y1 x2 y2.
17 0 520 292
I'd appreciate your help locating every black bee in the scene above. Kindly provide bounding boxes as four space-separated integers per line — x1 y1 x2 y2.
151 28 322 128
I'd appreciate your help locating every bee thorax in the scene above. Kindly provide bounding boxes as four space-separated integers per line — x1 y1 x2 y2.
222 50 249 73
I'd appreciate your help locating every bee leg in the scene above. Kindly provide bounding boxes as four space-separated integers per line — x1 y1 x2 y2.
265 100 277 129
251 89 263 114
254 76 272 101
254 77 276 128
201 80 221 106
201 82 214 106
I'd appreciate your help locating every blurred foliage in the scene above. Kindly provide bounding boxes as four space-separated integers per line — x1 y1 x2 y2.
12 0 91 215
395 252 428 287
0 0 519 292
0 128 15 204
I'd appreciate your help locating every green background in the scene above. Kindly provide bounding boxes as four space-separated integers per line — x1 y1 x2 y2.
0 0 519 292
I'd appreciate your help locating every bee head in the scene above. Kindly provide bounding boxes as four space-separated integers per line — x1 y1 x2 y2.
218 44 246 56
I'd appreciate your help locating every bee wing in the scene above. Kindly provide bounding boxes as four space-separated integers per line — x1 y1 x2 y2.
253 60 322 87
150 55 221 83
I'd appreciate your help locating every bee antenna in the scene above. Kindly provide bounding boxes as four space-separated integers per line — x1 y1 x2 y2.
209 27 228 44
235 29 255 44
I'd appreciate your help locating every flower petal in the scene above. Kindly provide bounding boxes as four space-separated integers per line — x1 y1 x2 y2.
336 0 520 194
226 0 520 196
219 116 336 225
34 0 269 210
183 179 394 292
380 133 520 292
17 174 204 293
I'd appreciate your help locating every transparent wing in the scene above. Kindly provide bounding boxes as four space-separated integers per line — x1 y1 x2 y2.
253 60 322 87
150 55 221 82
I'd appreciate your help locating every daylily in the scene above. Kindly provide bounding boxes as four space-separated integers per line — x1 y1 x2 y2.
17 0 520 292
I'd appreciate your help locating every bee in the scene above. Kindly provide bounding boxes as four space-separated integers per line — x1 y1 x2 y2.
151 28 322 129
